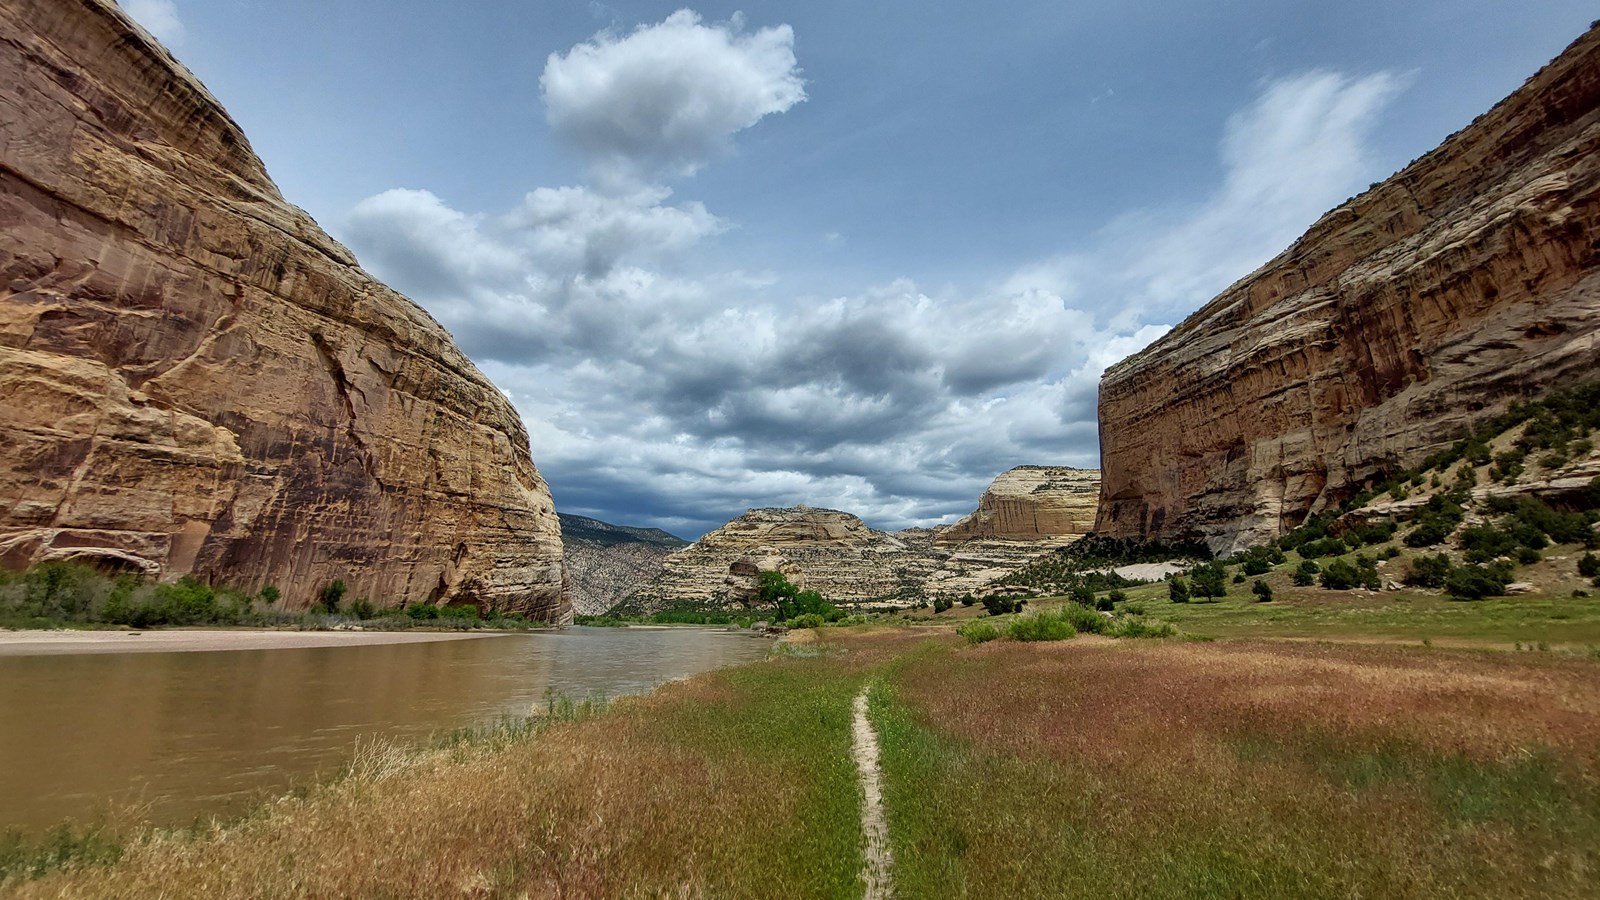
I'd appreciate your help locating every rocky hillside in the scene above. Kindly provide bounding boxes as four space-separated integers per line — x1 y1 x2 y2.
1096 25 1600 555
0 0 567 617
560 514 688 615
937 466 1098 543
626 469 1103 610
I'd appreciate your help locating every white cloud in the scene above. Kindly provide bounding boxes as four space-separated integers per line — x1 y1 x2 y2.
541 9 806 189
122 0 185 47
344 56 1405 536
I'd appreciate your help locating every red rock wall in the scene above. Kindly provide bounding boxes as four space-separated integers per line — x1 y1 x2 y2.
0 0 568 617
1095 26 1600 554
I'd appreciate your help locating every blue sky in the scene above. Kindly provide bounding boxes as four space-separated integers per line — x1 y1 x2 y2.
124 0 1597 537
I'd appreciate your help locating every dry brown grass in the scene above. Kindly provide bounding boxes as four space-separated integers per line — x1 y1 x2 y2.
873 636 1600 898
9 658 867 899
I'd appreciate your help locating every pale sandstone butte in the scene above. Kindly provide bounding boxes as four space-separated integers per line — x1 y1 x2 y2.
936 466 1098 543
629 507 935 609
0 0 568 617
1095 25 1600 554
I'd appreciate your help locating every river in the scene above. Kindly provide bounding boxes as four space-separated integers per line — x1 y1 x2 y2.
0 627 770 833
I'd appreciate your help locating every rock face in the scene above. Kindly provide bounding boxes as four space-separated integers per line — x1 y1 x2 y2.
936 466 1098 543
628 508 934 609
0 0 567 617
559 514 688 615
1096 25 1600 554
629 469 1103 610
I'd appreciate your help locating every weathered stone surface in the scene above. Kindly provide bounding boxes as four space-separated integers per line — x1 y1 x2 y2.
559 513 688 615
629 507 934 609
630 468 1104 609
0 0 567 617
936 466 1098 543
1096 25 1600 554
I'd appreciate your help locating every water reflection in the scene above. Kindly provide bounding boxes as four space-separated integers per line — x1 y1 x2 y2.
0 627 769 832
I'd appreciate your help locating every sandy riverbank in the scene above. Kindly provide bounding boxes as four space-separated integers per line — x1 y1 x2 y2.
0 629 507 657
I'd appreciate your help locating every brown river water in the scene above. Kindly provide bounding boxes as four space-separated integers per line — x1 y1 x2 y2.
0 627 770 833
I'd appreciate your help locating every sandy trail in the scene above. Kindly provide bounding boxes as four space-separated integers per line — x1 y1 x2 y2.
0 629 505 657
853 686 894 899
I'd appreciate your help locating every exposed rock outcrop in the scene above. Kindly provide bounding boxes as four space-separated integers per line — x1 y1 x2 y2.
629 468 1103 610
936 466 1098 543
1096 25 1600 554
560 514 688 615
0 0 567 616
628 508 935 609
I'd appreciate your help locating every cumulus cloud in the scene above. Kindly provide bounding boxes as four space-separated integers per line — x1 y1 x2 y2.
122 0 185 47
542 9 806 188
345 15 1404 536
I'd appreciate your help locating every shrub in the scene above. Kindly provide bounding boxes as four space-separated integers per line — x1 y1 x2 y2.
1107 589 1127 604
1444 563 1513 601
154 577 221 624
349 597 377 620
1009 604 1106 642
788 613 827 629
1110 618 1176 638
1404 553 1453 588
404 602 440 620
1242 557 1271 576
932 596 953 614
1168 577 1191 604
1579 553 1600 578
1232 573 1246 584
1252 580 1273 602
1405 496 1465 547
958 620 1001 644
319 579 347 614
959 594 975 607
982 595 1025 616
1320 559 1361 590
1190 563 1228 598
1297 537 1349 559
1292 560 1320 587
259 585 281 606
1069 585 1095 606
1094 596 1115 612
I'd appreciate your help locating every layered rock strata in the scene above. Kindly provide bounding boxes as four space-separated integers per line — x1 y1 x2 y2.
936 466 1098 543
1096 25 1600 554
559 514 688 615
0 0 567 616
631 468 1102 610
628 508 936 609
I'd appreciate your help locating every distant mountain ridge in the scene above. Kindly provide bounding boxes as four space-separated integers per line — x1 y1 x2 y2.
558 514 689 550
559 514 689 614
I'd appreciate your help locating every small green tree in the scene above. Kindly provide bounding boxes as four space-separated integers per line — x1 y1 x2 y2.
1252 580 1273 602
1168 576 1191 604
1579 553 1600 578
319 579 347 614
259 585 281 606
1320 559 1360 590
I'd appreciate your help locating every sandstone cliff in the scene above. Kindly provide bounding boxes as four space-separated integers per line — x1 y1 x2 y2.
936 466 1098 543
1096 25 1600 554
629 468 1103 610
560 514 688 615
627 507 936 609
0 0 568 617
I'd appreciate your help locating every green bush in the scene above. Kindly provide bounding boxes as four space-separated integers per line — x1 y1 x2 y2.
1252 580 1273 602
788 613 827 629
319 579 347 615
932 596 953 614
1094 596 1115 612
1190 563 1228 598
1292 559 1320 587
1008 605 1106 642
1109 618 1176 638
958 620 1001 644
1444 563 1513 601
259 585 280 606
1168 577 1191 604
982 595 1026 616
1404 496 1465 547
349 597 377 620
1320 559 1361 590
959 594 975 607
1297 537 1350 559
1069 585 1095 606
1404 554 1453 588
1107 589 1127 604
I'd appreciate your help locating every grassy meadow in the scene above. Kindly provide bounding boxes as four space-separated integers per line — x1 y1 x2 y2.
6 618 1598 898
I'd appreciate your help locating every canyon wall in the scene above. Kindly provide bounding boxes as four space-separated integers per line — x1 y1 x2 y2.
1096 25 1600 554
0 0 568 617
936 466 1098 544
560 514 688 615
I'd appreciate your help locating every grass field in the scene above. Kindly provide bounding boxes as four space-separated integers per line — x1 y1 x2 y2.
6 624 1599 898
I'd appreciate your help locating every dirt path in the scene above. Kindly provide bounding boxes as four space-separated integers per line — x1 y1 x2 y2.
852 686 893 899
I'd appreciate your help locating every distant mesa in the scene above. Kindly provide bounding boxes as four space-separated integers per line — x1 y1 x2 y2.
1095 24 1600 555
623 468 1103 612
0 0 568 618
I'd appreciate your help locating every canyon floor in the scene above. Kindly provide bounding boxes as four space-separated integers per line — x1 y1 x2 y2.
6 602 1598 899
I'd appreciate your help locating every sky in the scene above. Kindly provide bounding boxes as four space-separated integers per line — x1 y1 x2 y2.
122 0 1597 538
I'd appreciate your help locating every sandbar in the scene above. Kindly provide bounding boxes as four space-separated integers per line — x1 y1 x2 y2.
0 629 508 657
